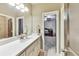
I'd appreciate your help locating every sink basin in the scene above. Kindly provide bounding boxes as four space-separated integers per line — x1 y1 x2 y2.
26 36 32 39
19 36 32 43
19 33 38 42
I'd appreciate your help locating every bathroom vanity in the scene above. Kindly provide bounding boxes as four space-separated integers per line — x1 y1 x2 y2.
0 33 42 56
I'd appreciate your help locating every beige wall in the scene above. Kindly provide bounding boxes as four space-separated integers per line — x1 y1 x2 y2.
69 3 79 55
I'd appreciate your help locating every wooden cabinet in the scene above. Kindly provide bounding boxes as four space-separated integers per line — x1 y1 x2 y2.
19 36 42 56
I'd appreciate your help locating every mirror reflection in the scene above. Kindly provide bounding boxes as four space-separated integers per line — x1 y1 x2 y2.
0 15 14 39
0 3 32 39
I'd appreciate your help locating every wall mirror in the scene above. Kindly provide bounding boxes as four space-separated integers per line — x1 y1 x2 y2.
0 3 33 40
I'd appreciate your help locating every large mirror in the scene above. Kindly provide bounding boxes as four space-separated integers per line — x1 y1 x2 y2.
0 14 32 39
0 3 33 40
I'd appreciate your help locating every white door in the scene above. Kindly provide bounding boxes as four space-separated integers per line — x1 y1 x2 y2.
42 10 60 54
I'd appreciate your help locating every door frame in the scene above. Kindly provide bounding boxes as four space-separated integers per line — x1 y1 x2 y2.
60 4 65 55
0 13 15 37
42 10 60 54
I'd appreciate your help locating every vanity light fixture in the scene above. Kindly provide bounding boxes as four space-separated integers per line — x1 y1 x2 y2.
8 3 29 12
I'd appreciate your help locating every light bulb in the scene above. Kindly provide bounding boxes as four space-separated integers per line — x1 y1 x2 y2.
16 6 20 10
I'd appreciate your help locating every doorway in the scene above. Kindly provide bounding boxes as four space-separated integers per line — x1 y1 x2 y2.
18 18 23 35
16 16 26 36
8 18 13 37
43 11 59 56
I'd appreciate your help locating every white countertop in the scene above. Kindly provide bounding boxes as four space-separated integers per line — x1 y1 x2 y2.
0 33 41 56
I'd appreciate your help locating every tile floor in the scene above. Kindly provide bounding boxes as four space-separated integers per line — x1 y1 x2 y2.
44 36 56 56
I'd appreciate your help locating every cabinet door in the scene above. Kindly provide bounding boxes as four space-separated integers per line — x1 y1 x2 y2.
25 44 34 56
25 37 42 56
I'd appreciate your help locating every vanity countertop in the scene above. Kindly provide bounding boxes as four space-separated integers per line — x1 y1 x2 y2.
0 33 41 56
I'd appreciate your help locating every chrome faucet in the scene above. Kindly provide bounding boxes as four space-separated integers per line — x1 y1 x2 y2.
19 33 27 39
